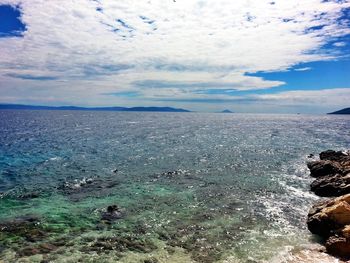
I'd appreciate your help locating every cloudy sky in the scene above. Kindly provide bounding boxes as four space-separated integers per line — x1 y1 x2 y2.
0 0 349 113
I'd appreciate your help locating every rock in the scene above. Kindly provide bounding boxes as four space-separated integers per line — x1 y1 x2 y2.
307 194 350 258
25 229 47 242
101 205 123 223
307 150 350 259
307 194 350 237
0 215 48 243
323 201 350 225
310 173 350 197
86 236 156 254
57 177 119 202
17 243 58 257
143 257 159 263
341 161 350 175
162 170 183 176
326 236 350 259
18 192 40 200
307 150 350 197
58 177 94 191
307 213 341 237
0 244 5 254
38 243 58 253
307 161 343 178
341 225 350 238
278 245 346 263
318 150 350 174
0 215 40 233
320 150 349 162
18 247 41 257
107 205 118 213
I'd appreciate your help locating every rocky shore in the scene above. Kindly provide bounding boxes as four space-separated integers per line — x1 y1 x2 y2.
307 150 350 259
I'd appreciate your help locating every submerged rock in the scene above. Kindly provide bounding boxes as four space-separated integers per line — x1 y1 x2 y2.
18 243 58 257
58 177 93 191
275 244 346 263
57 177 119 201
0 215 40 234
100 205 124 223
0 215 48 244
18 246 41 257
307 153 315 158
85 236 156 254
18 191 40 200
143 257 159 263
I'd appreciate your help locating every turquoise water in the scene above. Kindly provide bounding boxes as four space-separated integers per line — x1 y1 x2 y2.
1 110 349 262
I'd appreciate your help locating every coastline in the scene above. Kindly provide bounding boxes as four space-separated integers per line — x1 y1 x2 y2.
306 150 350 261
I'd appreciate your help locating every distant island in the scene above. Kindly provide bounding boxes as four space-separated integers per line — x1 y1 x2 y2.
220 109 234 113
0 104 191 113
328 108 350 114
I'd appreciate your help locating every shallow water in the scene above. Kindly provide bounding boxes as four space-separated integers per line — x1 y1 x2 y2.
0 110 349 262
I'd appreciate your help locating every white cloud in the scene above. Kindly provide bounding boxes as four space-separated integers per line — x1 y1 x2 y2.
0 0 349 111
333 41 347 47
294 67 312 71
249 88 350 113
256 88 350 106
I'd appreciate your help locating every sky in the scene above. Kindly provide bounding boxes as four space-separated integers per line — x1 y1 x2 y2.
0 0 349 113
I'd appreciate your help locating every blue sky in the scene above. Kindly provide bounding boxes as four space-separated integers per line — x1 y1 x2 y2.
0 4 25 37
0 0 349 113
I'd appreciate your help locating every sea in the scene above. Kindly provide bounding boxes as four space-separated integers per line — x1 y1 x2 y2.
0 110 349 263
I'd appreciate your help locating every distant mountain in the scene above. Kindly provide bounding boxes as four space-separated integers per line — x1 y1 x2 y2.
220 109 234 113
120 107 190 112
328 108 350 115
0 104 190 113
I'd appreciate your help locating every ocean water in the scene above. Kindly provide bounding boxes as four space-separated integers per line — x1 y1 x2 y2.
0 110 349 263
